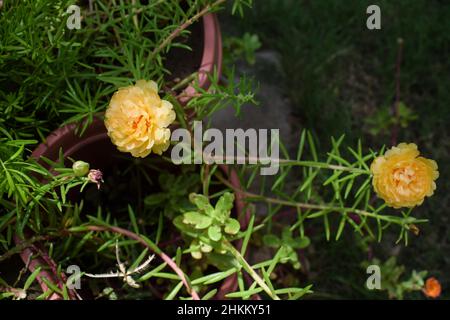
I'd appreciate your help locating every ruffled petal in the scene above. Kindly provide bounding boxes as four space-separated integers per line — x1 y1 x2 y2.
104 80 176 157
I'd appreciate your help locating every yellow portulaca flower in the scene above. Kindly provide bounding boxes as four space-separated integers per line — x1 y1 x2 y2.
370 143 439 208
105 80 176 158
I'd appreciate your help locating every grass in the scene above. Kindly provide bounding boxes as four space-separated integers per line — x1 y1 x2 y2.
225 0 450 299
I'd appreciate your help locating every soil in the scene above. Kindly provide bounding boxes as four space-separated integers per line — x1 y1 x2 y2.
81 157 152 217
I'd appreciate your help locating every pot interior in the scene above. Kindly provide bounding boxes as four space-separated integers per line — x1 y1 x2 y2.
37 120 179 217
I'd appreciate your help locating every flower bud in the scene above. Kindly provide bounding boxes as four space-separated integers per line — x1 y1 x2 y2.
72 161 90 177
88 169 104 189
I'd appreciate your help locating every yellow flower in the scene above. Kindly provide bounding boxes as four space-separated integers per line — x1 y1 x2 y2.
370 143 438 208
105 80 176 158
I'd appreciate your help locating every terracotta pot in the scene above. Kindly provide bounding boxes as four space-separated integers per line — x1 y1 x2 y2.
16 13 223 300
179 13 222 105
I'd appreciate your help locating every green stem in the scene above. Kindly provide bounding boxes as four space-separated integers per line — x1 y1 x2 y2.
204 156 371 175
224 240 280 300
252 191 424 225
277 159 370 174
215 174 427 227
170 72 198 92
151 0 226 57
171 98 188 129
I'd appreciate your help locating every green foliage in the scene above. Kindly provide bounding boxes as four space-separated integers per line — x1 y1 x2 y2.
144 172 200 219
365 102 418 136
230 0 253 17
263 228 310 270
187 68 258 118
0 136 93 238
0 266 40 300
223 32 261 65
0 0 253 299
229 0 449 299
0 0 236 139
174 192 240 259
0 0 93 139
240 131 426 245
362 257 427 299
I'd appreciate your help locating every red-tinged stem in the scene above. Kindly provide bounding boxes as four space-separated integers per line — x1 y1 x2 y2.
14 235 77 300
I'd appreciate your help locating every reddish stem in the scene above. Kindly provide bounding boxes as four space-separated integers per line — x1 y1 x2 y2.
13 235 77 300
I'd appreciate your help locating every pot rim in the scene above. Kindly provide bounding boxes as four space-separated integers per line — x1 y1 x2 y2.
178 13 222 104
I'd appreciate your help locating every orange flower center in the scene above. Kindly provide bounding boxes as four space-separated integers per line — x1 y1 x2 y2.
132 115 143 129
392 166 416 186
132 115 151 130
